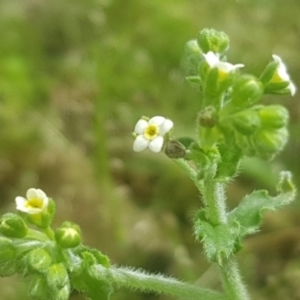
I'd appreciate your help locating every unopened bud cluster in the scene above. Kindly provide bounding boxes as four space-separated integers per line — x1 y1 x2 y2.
182 28 296 162
0 188 111 300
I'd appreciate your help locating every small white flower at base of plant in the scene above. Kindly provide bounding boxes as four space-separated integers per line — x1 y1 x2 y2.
272 54 296 96
15 188 49 214
203 51 244 76
133 116 173 153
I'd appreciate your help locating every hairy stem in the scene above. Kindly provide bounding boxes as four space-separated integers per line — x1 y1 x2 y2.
203 180 227 224
91 265 226 300
174 158 204 193
176 159 250 299
203 179 250 300
220 259 250 300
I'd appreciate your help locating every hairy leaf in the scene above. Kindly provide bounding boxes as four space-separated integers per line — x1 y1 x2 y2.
228 171 296 236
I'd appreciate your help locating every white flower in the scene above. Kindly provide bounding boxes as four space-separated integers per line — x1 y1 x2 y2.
203 51 244 76
15 188 49 214
272 55 296 96
133 116 173 153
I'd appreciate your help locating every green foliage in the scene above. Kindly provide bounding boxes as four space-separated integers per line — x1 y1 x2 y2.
194 210 241 265
228 171 295 237
72 252 113 300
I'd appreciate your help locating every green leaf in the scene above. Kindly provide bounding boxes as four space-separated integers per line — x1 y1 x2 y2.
215 143 242 181
194 211 240 265
228 171 296 237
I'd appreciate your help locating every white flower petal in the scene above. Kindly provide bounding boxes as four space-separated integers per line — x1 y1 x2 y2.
133 135 149 152
288 82 296 96
232 63 244 70
36 189 47 200
159 119 173 135
217 62 244 73
15 196 27 211
272 54 282 64
203 51 219 67
272 54 290 81
26 188 39 200
149 136 164 153
149 116 165 126
26 207 44 214
134 119 148 134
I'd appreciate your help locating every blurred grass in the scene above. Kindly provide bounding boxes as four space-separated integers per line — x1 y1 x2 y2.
0 0 300 299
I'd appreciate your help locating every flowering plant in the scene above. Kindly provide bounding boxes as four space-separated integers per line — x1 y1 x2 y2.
0 28 297 300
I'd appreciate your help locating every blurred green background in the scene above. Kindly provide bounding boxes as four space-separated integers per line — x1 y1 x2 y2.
0 0 300 299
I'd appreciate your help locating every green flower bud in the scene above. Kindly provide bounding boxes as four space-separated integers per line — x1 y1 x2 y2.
55 221 81 249
26 248 52 274
232 109 261 135
29 276 49 299
255 127 288 158
258 105 289 129
53 285 70 300
47 263 69 290
0 213 28 238
0 237 17 263
165 140 186 159
231 75 264 107
197 28 230 54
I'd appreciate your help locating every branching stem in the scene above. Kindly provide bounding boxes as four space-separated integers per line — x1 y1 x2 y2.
91 265 226 300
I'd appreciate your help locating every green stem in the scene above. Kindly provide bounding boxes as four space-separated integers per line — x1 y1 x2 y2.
220 259 250 300
91 265 226 300
203 179 250 300
44 227 55 240
203 180 227 224
175 159 250 299
174 159 204 194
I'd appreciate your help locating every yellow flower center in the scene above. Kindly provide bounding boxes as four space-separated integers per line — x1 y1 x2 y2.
144 124 159 140
271 72 284 83
25 198 43 209
218 69 229 81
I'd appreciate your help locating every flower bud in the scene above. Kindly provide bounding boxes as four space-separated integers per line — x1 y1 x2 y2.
46 263 69 290
0 237 17 263
53 285 70 300
197 28 230 54
0 213 28 238
26 248 52 274
55 221 81 248
29 276 49 299
231 75 264 107
258 105 289 129
165 140 186 159
255 127 288 158
232 109 261 135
